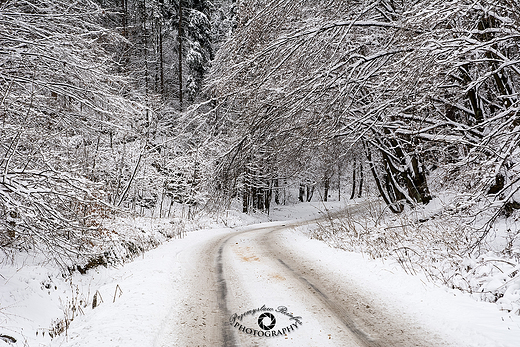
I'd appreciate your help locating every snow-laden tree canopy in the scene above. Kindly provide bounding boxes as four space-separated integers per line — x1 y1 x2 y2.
207 0 520 227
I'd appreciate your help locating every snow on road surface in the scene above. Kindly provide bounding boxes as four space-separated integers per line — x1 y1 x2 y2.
7 203 520 347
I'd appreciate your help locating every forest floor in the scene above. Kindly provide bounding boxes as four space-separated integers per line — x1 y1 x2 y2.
1 201 520 346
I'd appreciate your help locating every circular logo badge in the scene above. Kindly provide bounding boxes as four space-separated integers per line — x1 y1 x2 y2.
257 312 276 330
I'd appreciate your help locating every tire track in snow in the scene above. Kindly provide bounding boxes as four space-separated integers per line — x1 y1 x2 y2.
261 224 451 347
276 258 376 347
216 234 240 346
221 223 367 346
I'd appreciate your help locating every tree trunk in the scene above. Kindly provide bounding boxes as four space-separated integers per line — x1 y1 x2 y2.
357 160 363 198
178 0 183 110
121 0 128 38
379 129 431 205
459 64 484 125
274 178 280 204
364 142 404 213
323 176 330 202
158 19 164 95
299 183 305 202
141 0 149 100
306 184 314 202
242 188 249 213
350 159 356 200
337 164 341 201
407 154 431 204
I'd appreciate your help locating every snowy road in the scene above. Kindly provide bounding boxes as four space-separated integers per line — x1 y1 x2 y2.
155 218 450 347
51 203 520 347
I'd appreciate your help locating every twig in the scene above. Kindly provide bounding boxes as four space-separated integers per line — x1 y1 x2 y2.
92 290 103 309
113 284 123 303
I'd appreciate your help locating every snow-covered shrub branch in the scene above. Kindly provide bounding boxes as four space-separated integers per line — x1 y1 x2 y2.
311 200 520 314
0 0 145 265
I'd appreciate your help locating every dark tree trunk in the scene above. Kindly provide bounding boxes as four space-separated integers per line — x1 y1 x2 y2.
121 0 128 37
357 160 363 198
299 183 305 202
459 64 484 125
378 129 432 205
242 188 249 213
306 185 314 202
350 160 356 200
274 178 280 204
337 164 341 201
407 154 432 204
364 142 404 213
265 188 272 213
158 19 164 95
141 0 149 99
323 176 330 202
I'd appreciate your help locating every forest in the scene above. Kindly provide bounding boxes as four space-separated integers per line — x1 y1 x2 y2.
1 0 520 296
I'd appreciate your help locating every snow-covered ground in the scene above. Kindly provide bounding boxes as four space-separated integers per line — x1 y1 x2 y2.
0 211 253 347
281 226 520 346
1 201 520 346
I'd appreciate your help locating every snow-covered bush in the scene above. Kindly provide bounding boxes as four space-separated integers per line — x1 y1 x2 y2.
312 198 520 315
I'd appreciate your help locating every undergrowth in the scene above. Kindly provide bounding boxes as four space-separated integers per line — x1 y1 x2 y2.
311 199 520 315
